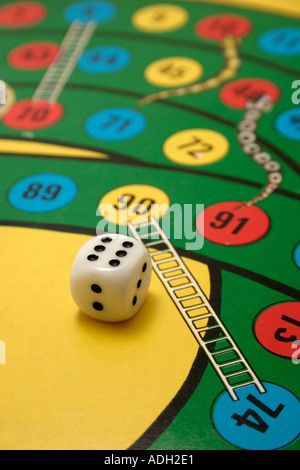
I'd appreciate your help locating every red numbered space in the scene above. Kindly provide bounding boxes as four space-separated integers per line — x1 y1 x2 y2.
0 2 46 28
196 200 270 246
9 42 59 70
220 78 280 109
254 302 300 359
195 14 252 41
3 99 64 130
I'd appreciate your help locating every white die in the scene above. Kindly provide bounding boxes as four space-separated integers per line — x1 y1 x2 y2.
70 233 152 322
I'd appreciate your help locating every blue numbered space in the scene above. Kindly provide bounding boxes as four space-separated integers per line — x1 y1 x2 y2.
275 108 300 141
258 27 300 56
212 382 300 450
294 242 300 269
78 46 131 74
64 1 116 24
8 173 78 213
85 107 146 141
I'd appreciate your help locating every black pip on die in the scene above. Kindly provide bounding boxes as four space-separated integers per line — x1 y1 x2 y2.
70 233 152 322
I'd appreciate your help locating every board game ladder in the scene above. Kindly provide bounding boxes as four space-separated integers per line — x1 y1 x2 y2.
129 217 266 401
32 20 97 103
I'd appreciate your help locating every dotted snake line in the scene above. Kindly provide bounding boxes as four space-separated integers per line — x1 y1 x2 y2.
136 35 241 109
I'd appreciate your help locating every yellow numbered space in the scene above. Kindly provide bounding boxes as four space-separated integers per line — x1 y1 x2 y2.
145 57 203 88
0 83 16 118
98 184 170 226
132 4 188 33
163 129 230 166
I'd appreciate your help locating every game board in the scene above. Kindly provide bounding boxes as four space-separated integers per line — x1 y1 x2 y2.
0 0 299 451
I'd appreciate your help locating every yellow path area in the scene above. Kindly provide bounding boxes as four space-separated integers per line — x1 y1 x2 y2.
185 0 300 19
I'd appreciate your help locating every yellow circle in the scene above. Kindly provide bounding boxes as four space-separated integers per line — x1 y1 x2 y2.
0 83 16 118
145 57 203 88
98 184 170 226
132 4 188 33
163 129 229 166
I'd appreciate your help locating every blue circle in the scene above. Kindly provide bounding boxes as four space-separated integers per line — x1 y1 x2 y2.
64 1 116 24
294 242 300 269
275 108 300 141
9 174 77 213
78 46 131 74
85 107 146 141
258 27 300 56
212 382 300 450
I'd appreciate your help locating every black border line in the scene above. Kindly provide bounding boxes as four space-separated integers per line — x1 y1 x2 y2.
181 248 300 301
128 346 211 450
0 219 95 235
128 254 223 450
1 137 300 203
5 80 300 176
0 2 298 450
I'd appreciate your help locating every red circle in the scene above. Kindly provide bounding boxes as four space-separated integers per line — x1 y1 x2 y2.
0 2 46 28
220 78 280 110
3 99 64 130
196 200 270 246
8 42 59 70
195 14 252 41
254 302 300 359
